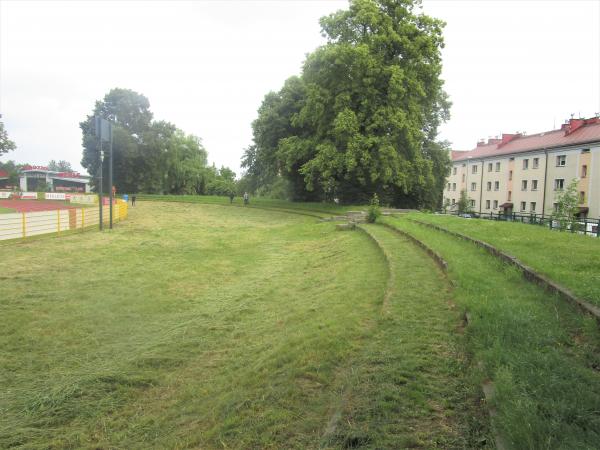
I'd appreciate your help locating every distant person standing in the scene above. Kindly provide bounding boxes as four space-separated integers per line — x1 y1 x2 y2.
131 194 136 207
229 192 234 204
243 192 249 206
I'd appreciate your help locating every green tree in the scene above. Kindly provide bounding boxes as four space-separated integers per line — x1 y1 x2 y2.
457 189 470 214
245 0 450 207
48 160 73 172
552 178 579 231
80 88 218 195
0 121 16 155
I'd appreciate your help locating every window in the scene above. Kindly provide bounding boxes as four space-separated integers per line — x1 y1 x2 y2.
451 199 456 205
582 165 588 178
488 163 493 172
493 200 498 209
509 157 515 161
452 183 456 191
521 180 528 191
472 165 478 174
486 200 491 209
447 183 451 191
471 182 477 191
554 179 564 190
520 201 526 211
533 158 539 169
523 159 529 170
580 191 585 203
462 164 466 167
509 170 513 181
508 191 512 201
495 162 501 172
581 148 590 154
556 155 566 167
532 180 538 191
462 174 465 182
487 181 492 191
494 181 500 191
470 200 476 207
453 167 457 175
531 202 536 212
553 202 558 211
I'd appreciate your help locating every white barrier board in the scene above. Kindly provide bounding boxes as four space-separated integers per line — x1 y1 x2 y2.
0 191 12 199
21 192 38 199
67 194 97 204
45 192 66 200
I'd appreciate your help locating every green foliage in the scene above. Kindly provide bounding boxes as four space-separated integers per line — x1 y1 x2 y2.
457 189 470 213
243 0 451 207
0 121 16 155
80 88 234 195
0 160 22 186
552 178 579 230
366 193 381 222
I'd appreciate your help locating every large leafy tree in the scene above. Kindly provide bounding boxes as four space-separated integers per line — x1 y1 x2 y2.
48 160 73 172
0 121 17 155
80 88 227 195
243 0 451 207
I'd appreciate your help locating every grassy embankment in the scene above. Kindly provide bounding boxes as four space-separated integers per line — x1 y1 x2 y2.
1 201 484 448
408 213 600 306
384 215 600 448
135 194 361 217
0 206 14 214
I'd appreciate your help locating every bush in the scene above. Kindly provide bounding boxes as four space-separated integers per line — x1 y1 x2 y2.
367 193 381 223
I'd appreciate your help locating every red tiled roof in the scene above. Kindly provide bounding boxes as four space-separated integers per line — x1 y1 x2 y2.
452 118 600 162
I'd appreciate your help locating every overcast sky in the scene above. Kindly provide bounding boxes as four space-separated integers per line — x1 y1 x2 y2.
1 0 599 175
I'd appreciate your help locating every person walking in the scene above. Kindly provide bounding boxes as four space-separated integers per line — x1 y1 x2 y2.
243 192 249 206
131 194 136 207
229 191 234 204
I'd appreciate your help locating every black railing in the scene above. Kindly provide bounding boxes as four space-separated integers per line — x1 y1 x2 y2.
440 210 600 238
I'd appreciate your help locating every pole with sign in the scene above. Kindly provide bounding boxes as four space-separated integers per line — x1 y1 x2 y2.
95 116 112 230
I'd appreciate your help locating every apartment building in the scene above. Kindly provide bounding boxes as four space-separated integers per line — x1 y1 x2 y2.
444 117 600 218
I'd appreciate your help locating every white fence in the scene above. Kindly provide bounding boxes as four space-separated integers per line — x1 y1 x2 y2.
0 203 127 241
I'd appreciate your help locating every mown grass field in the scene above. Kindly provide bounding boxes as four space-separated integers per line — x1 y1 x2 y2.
0 202 486 449
0 206 14 214
407 213 600 306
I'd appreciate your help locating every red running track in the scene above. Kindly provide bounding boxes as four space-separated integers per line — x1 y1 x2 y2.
0 199 76 213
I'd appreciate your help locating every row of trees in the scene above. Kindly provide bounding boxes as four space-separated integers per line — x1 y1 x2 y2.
241 0 451 207
80 88 236 196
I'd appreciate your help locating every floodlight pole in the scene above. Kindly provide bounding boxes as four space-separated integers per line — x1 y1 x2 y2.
109 122 113 229
99 135 103 231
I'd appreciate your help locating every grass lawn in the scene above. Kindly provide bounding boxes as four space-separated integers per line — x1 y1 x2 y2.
0 202 484 448
407 213 600 306
136 194 361 216
0 206 14 214
384 216 600 448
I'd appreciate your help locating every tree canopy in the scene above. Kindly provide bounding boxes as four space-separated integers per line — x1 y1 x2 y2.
80 88 235 195
242 0 451 207
48 160 73 172
0 121 17 155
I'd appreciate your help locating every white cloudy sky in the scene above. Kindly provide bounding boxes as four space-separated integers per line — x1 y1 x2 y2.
1 0 599 175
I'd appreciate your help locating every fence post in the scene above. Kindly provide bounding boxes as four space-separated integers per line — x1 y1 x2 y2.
81 208 85 230
21 212 26 238
57 209 61 234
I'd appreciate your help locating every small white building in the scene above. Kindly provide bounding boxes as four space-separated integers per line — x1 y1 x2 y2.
18 165 91 193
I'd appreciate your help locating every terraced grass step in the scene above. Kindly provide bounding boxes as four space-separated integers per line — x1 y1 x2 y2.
324 224 486 448
383 216 600 448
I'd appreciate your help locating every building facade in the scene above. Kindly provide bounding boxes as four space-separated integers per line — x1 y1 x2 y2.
444 117 600 218
16 165 91 193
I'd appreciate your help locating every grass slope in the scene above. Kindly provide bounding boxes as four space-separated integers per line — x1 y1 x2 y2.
1 202 481 449
135 194 360 216
385 216 600 449
409 213 600 306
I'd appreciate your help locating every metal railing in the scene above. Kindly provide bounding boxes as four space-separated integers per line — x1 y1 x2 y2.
441 210 600 238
